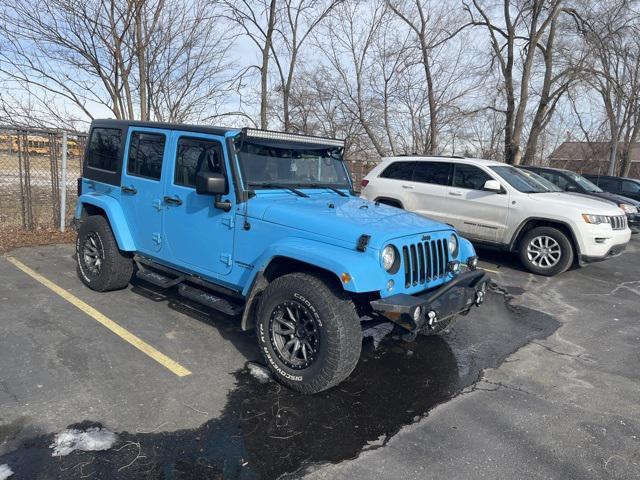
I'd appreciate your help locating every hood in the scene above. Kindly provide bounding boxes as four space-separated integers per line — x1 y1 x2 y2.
581 191 640 207
532 192 625 215
251 192 452 249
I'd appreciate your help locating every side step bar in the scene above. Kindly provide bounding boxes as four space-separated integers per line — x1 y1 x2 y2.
178 284 244 316
133 256 245 316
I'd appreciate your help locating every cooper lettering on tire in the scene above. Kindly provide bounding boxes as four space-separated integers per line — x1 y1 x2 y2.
76 215 133 292
255 272 361 394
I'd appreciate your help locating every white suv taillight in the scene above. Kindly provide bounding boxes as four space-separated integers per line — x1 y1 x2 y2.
361 179 369 187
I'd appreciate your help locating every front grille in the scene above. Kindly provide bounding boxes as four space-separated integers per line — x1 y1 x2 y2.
402 239 449 288
608 215 627 230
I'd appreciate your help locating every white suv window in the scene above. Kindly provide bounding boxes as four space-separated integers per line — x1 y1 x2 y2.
413 161 451 185
380 161 415 180
452 164 492 190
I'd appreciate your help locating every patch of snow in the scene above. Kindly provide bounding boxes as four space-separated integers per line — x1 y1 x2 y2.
0 464 14 479
247 362 272 384
362 322 394 349
50 427 118 457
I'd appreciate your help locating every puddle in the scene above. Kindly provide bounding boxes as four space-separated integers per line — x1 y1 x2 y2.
0 287 560 479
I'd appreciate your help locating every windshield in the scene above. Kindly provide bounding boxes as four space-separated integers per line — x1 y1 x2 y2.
491 165 562 193
236 142 351 189
564 171 603 193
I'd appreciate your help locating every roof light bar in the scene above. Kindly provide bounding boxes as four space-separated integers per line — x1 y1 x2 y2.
242 128 345 148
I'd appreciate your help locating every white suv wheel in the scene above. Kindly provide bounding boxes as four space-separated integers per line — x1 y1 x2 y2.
526 235 562 268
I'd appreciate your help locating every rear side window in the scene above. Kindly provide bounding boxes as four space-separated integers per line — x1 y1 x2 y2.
380 161 415 180
86 128 122 172
174 137 223 187
127 132 166 180
413 161 451 186
452 164 492 190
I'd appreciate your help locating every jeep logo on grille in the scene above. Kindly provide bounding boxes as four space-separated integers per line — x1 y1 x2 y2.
422 235 431 241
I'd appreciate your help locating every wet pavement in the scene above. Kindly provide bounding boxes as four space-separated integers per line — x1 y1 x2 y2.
1 240 638 479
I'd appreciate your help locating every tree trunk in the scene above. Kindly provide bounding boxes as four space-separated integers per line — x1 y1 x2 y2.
260 0 278 130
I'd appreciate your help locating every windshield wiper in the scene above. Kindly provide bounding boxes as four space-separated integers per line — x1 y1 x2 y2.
248 182 309 198
304 183 349 197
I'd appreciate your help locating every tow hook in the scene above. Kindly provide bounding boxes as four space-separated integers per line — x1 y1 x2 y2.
475 290 485 306
427 310 438 327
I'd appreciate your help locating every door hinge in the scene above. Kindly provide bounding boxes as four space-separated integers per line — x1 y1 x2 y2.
222 216 234 229
153 199 163 211
220 253 232 267
152 232 162 245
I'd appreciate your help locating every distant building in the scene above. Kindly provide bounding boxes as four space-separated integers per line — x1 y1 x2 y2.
547 142 640 178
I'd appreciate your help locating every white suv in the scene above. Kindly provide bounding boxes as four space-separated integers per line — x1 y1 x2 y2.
361 156 631 275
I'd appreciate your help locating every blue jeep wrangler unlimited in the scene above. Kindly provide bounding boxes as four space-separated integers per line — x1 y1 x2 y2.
75 119 488 393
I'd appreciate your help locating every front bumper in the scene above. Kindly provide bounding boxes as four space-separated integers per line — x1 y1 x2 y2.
628 213 640 234
579 242 627 265
370 270 489 333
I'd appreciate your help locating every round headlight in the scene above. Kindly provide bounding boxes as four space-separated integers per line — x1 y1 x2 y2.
448 234 459 257
381 245 397 272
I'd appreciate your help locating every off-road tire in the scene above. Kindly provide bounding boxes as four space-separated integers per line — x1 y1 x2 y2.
518 226 574 276
418 315 457 336
76 215 133 292
255 273 362 394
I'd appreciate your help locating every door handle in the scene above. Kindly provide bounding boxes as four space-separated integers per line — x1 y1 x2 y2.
401 185 414 189
449 191 462 196
164 195 183 206
121 185 137 195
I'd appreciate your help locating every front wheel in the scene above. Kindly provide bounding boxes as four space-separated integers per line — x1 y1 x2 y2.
518 226 574 276
255 273 362 394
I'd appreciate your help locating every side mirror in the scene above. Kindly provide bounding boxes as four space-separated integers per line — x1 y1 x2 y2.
196 172 227 196
483 179 503 193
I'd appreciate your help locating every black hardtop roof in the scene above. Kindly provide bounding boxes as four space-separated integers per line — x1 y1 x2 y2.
91 118 239 137
520 165 569 174
582 173 640 182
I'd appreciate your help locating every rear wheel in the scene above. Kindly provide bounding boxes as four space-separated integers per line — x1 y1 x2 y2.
76 215 133 292
255 273 361 394
518 226 574 276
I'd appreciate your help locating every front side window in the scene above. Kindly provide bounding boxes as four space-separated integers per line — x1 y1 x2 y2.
453 164 492 190
413 161 451 185
86 128 122 172
597 178 620 191
174 137 223 187
491 165 561 193
127 132 166 180
622 180 640 193
380 161 415 181
237 142 351 188
564 171 602 193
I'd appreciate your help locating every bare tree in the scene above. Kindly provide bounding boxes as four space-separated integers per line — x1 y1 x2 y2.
387 0 470 154
464 0 565 165
0 0 232 125
568 1 640 175
270 0 342 131
222 0 278 129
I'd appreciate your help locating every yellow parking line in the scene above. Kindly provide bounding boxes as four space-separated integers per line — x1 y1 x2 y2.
6 256 191 377
480 265 500 274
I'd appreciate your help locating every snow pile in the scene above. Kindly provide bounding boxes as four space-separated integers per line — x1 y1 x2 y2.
247 362 272 384
50 427 118 457
0 464 14 480
362 322 394 349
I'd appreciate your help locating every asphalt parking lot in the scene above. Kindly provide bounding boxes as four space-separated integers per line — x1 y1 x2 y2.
0 239 639 479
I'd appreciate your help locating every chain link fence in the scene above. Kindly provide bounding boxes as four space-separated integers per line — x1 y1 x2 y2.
0 126 86 230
